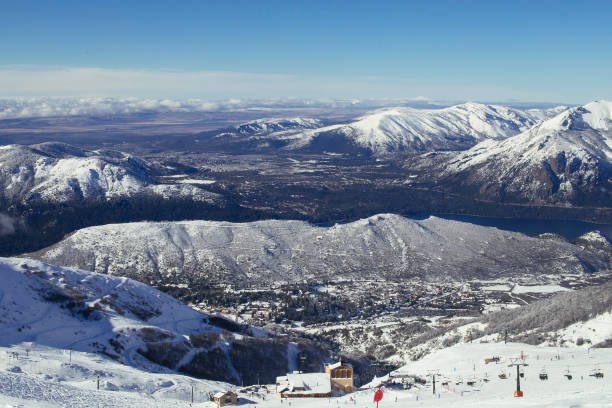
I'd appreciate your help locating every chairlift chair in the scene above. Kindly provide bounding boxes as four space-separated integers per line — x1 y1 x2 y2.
539 368 548 381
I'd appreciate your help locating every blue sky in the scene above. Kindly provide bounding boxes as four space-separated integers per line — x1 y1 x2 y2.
1 0 611 103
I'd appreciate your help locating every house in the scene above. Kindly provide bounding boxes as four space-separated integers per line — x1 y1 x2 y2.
325 361 354 393
276 372 332 398
209 391 238 407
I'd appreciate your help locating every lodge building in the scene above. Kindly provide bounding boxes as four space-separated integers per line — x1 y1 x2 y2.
275 361 354 398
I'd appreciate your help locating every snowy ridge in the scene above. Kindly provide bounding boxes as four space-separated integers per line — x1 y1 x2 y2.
0 257 252 406
442 100 612 204
278 102 566 154
0 143 223 204
0 257 220 358
31 214 609 286
229 117 323 135
0 257 328 389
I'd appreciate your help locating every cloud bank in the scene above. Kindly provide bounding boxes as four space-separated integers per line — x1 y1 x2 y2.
0 96 440 120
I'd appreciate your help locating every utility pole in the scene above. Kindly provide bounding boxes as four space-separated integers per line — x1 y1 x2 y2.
504 329 508 344
191 385 194 405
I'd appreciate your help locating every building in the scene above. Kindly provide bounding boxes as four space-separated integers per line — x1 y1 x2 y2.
276 372 332 398
325 362 354 393
210 391 238 407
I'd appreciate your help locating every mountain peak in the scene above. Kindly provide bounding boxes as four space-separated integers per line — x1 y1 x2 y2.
542 100 612 132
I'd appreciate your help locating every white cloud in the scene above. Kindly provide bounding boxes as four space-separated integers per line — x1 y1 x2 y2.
0 97 230 119
0 66 455 119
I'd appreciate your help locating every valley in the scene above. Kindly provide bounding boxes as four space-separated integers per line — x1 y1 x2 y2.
1 97 611 407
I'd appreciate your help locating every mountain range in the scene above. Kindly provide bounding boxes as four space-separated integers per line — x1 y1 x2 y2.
0 142 223 205
186 102 567 155
437 100 612 206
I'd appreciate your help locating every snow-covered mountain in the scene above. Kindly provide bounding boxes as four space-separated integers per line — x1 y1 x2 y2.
222 117 324 135
263 103 566 155
441 100 612 205
30 214 609 287
0 257 327 386
0 142 222 204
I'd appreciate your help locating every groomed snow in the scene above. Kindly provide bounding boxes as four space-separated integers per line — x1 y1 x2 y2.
2 342 611 407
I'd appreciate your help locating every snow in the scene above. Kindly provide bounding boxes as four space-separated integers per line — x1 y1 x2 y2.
0 144 224 205
277 372 331 395
0 257 224 353
443 100 612 203
511 285 570 294
482 284 512 292
5 341 610 407
557 311 612 346
232 117 323 134
541 100 612 132
449 101 612 173
576 231 611 246
177 179 216 185
1 256 612 406
388 342 612 407
0 257 248 407
32 214 602 285
280 102 561 155
230 102 567 155
0 344 228 407
582 100 612 131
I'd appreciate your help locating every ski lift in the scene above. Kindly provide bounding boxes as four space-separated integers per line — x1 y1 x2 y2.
466 380 476 386
564 367 572 380
483 372 489 383
590 368 604 379
498 372 507 379
455 377 463 385
539 368 548 381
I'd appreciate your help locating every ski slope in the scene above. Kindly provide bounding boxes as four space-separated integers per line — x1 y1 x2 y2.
0 344 229 407
2 342 611 407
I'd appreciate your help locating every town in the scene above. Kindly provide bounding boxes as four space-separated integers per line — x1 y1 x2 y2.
158 270 611 329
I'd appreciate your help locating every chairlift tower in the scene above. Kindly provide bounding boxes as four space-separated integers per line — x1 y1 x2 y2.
508 358 529 397
426 370 441 395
